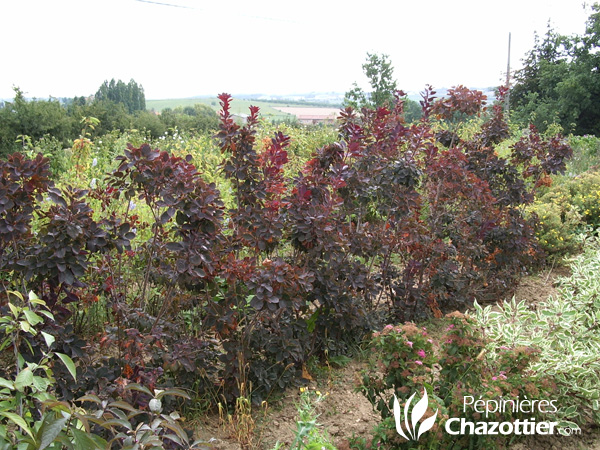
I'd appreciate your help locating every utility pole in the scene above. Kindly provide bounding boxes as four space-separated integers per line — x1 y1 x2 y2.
505 32 511 115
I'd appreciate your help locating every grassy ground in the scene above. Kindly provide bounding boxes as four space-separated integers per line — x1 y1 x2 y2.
146 97 294 120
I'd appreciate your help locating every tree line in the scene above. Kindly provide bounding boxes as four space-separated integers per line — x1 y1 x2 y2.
0 79 219 158
344 4 600 137
510 4 600 135
3 2 600 161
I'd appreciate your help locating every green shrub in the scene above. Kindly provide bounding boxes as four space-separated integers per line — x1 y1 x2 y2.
0 291 213 449
256 120 338 178
360 323 436 419
566 134 600 175
529 169 600 256
527 199 582 255
568 171 600 227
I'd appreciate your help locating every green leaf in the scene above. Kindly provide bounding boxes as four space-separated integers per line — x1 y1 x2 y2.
41 331 55 348
28 291 42 304
32 376 49 393
557 420 580 435
7 303 19 318
163 434 183 446
0 378 14 391
17 354 25 371
15 368 34 390
0 411 35 440
107 401 138 413
37 412 69 450
19 320 31 334
52 433 75 449
72 428 106 450
329 355 351 368
155 388 190 400
55 353 77 382
124 383 152 397
100 419 133 430
161 420 188 441
110 408 130 422
76 394 102 405
23 309 42 327
37 310 54 320
0 337 12 353
40 399 71 413
306 310 320 333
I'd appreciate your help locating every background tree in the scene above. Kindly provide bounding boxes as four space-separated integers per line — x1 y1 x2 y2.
343 82 369 110
157 104 219 133
130 110 167 138
344 52 422 121
0 87 74 156
95 78 146 113
344 52 397 109
510 4 600 135
69 99 130 136
363 52 397 108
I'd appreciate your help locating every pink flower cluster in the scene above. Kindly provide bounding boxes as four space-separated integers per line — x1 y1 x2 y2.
491 371 508 381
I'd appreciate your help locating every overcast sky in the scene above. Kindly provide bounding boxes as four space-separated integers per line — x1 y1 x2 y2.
0 0 592 100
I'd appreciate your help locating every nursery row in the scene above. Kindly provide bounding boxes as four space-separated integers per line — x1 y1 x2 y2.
0 86 589 448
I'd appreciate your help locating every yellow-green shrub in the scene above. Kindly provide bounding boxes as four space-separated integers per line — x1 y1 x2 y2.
568 171 600 227
528 200 582 255
529 169 600 255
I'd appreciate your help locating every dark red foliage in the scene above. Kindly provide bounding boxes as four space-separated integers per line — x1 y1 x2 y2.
0 86 572 406
0 153 53 285
432 85 487 119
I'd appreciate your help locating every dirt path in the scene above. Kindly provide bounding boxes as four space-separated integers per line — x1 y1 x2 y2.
193 361 379 449
510 264 571 307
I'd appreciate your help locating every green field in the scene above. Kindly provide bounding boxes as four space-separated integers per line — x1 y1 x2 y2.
146 97 294 120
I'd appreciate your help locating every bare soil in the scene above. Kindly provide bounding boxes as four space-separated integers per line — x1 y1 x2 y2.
511 264 571 308
192 265 600 449
192 360 379 449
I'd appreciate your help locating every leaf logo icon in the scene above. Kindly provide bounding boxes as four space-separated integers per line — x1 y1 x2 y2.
393 388 439 441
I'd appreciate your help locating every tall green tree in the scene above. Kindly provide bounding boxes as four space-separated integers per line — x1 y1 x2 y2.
95 78 146 113
510 4 600 135
344 52 398 109
344 52 422 122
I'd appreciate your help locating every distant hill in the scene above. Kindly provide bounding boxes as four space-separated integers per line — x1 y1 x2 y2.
148 87 499 116
241 92 344 107
146 97 294 120
405 87 498 103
